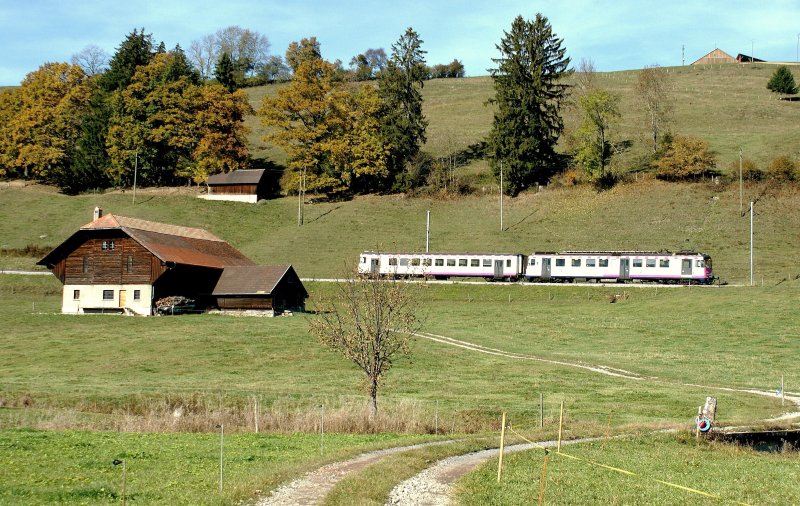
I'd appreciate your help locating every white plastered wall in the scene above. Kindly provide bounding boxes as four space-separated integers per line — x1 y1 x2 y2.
197 194 258 203
63 284 153 316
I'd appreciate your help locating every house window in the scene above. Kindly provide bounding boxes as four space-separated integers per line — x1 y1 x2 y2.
646 259 656 268
435 259 444 266
483 259 492 267
126 255 133 273
82 256 89 273
571 259 581 267
556 259 566 267
73 289 80 300
633 259 643 268
133 290 141 301
101 240 115 251
660 259 670 268
102 290 114 300
586 259 596 267
459 259 467 267
470 259 480 267
447 259 456 266
599 259 609 267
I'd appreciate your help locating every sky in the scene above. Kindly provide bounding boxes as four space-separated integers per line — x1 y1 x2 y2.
2 0 799 86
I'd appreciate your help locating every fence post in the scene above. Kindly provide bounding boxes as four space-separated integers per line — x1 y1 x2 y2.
539 393 544 428
557 401 564 452
538 450 549 506
435 400 439 434
497 412 507 483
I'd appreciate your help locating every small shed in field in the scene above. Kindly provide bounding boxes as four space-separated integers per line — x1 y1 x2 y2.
692 48 736 65
202 169 268 203
212 265 307 314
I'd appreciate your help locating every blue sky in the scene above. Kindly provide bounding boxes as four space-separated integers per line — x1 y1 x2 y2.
2 0 799 85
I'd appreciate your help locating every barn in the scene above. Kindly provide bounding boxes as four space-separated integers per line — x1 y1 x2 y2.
692 48 736 65
37 208 307 316
202 169 269 203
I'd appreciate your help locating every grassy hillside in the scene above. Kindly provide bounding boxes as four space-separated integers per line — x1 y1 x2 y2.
2 180 799 285
244 64 800 175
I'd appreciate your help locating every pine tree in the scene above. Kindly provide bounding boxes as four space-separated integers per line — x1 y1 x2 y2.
100 28 155 92
215 52 236 92
487 14 571 194
767 66 798 95
377 27 428 190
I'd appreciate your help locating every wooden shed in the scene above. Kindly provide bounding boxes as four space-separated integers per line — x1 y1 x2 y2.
38 209 307 316
202 169 268 203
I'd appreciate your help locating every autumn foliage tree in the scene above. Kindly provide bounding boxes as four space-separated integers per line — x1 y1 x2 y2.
653 135 717 181
574 89 621 180
635 65 673 154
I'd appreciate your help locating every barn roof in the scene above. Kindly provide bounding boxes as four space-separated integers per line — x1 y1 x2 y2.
691 48 735 65
207 169 266 186
38 213 254 269
212 265 307 297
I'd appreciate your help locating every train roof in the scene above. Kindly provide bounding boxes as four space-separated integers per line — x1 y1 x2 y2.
532 250 708 256
360 251 525 256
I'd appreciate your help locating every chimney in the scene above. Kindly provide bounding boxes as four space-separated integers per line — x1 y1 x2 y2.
93 207 102 221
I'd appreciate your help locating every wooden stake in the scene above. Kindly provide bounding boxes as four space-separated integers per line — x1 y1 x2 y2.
253 395 259 433
781 375 785 407
557 401 564 453
539 393 544 428
538 451 549 506
497 412 506 483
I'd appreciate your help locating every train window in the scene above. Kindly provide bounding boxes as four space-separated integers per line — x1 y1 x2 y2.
646 259 656 268
459 259 468 267
529 258 536 266
470 259 480 267
696 260 704 267
483 259 492 267
447 259 456 266
660 259 670 268
571 259 581 267
411 258 421 266
423 259 432 267
556 258 565 267
599 259 609 267
506 259 511 267
435 259 444 266
400 258 409 266
361 257 366 263
389 258 398 266
586 259 596 267
633 259 643 267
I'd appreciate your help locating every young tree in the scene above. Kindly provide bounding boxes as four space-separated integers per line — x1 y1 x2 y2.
309 269 421 418
215 52 237 92
575 89 621 179
487 14 571 194
653 135 717 181
71 44 110 76
378 27 428 189
767 155 797 181
766 65 798 95
636 65 673 154
261 55 291 82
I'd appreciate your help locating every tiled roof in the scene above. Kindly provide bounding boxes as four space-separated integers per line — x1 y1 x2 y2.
212 265 297 295
207 169 265 186
82 214 222 241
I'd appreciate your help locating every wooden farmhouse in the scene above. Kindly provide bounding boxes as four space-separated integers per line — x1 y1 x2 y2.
37 208 307 316
201 169 269 203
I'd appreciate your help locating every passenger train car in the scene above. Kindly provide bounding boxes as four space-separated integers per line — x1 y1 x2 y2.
358 250 714 284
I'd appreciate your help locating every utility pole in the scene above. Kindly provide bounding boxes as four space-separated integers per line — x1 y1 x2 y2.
425 210 430 253
132 151 138 205
797 33 799 63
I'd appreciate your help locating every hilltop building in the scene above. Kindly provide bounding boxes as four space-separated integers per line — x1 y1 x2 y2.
37 208 307 316
692 48 736 65
201 169 270 203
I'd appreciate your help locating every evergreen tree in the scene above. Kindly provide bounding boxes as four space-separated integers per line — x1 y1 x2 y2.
215 52 237 92
64 86 111 194
377 27 428 190
487 14 571 194
100 28 155 92
767 65 798 95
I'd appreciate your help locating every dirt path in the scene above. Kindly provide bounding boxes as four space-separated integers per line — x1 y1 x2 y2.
256 441 453 506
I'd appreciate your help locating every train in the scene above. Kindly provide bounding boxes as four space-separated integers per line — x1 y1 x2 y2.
357 250 714 284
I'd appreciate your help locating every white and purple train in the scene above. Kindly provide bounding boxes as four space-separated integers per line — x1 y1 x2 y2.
358 250 714 284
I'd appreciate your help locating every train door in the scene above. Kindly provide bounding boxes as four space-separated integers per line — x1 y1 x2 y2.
619 259 630 280
681 259 692 276
370 258 379 275
494 260 504 279
542 257 551 280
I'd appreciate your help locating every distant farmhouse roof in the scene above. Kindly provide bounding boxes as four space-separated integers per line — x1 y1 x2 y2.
212 265 308 298
207 169 266 186
692 48 736 65
736 54 765 63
